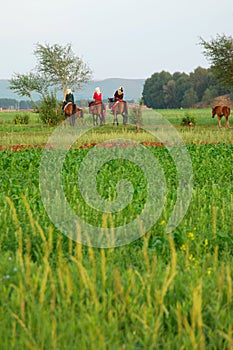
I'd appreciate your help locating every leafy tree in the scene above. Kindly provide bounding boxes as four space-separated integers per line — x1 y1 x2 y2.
173 73 191 107
181 88 198 108
10 72 50 109
199 34 233 89
163 80 177 108
142 71 172 108
189 67 211 101
9 43 92 124
34 43 92 99
202 87 217 104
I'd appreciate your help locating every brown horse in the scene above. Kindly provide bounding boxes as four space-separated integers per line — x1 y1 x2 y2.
212 105 231 128
108 98 128 125
88 101 105 126
64 102 84 126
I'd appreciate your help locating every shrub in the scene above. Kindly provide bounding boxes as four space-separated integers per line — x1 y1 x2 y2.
129 105 143 127
181 112 196 126
13 113 29 124
38 93 63 126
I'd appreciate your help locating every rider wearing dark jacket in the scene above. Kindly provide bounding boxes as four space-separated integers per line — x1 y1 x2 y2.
114 87 124 101
65 89 74 104
62 89 75 113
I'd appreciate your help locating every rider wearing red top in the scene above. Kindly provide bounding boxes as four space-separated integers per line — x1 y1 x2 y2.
93 87 102 103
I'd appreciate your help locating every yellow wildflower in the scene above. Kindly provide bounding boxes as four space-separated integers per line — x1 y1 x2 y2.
187 232 195 240
160 220 166 225
180 244 186 251
189 254 195 261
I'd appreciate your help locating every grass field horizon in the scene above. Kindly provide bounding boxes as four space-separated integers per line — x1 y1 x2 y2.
0 108 232 349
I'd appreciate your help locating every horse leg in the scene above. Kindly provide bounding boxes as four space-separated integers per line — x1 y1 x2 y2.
72 113 76 126
99 114 102 126
113 111 116 125
218 116 221 128
225 116 230 128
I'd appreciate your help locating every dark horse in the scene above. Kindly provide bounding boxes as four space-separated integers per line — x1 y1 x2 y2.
108 98 128 125
88 101 106 126
64 102 84 126
212 105 231 128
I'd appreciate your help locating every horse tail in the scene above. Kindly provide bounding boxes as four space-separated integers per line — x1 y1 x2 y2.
80 108 84 119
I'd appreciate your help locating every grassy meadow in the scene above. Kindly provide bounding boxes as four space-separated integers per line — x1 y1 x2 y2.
0 108 232 349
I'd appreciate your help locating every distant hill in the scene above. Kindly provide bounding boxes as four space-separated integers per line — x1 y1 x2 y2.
0 78 145 101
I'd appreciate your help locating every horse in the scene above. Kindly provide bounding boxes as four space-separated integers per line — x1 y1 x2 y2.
64 102 84 126
108 98 128 125
88 101 105 126
212 105 231 128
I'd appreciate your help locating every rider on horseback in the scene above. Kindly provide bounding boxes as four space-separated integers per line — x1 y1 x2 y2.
114 86 124 101
93 87 102 103
62 89 76 114
89 87 105 120
111 87 125 114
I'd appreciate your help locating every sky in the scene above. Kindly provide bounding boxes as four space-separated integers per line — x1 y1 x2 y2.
1 0 233 80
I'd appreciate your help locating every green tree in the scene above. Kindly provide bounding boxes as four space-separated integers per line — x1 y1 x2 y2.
174 73 191 107
202 87 217 104
34 43 92 99
199 34 233 89
142 71 172 108
181 88 198 108
10 72 50 109
163 80 177 108
9 43 92 124
189 67 211 101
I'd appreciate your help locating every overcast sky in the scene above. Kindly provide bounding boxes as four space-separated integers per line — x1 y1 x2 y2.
1 0 233 80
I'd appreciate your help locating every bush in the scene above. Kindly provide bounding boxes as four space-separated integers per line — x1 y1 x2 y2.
38 93 63 126
13 113 29 124
181 112 196 126
129 105 143 127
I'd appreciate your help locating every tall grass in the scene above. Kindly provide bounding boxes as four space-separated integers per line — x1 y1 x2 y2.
0 109 232 349
0 198 232 349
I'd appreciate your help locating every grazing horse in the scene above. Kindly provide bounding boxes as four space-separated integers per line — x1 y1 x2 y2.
88 101 105 126
64 102 84 126
212 105 231 128
108 98 128 125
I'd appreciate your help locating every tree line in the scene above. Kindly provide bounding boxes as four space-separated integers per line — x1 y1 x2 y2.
6 34 233 122
0 99 34 110
142 34 233 109
142 67 232 109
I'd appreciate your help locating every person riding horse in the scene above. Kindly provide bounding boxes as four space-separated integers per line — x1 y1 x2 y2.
93 87 102 103
89 87 105 120
111 87 127 114
114 86 124 101
62 89 76 114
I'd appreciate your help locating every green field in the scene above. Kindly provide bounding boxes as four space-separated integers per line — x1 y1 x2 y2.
0 109 232 349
